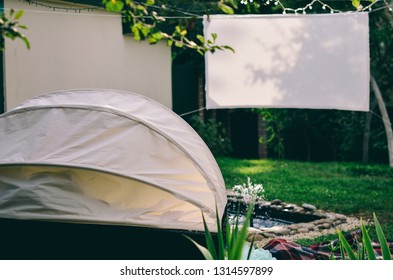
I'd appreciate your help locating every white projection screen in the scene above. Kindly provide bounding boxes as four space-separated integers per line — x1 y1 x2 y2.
204 13 370 111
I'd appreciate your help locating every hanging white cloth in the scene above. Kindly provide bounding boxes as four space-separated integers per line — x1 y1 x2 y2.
204 13 370 111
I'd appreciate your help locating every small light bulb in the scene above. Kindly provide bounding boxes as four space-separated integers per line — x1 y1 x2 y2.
322 5 326 10
309 5 313 9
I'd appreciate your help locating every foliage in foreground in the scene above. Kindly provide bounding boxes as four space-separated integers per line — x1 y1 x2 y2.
186 205 275 260
185 206 253 260
338 213 392 260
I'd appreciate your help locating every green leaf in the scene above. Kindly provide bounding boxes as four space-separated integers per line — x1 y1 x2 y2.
151 32 163 40
174 41 183 48
226 213 232 256
197 49 205 56
218 3 234 14
215 205 225 260
196 35 205 44
141 26 151 37
374 213 392 260
360 218 377 260
338 229 358 260
223 45 235 53
131 25 141 41
105 0 124 13
202 213 217 260
14 10 24 20
247 235 255 260
149 37 158 44
228 204 253 260
352 0 361 8
339 242 346 260
146 0 155 5
167 39 173 47
137 5 147 12
21 36 30 49
183 235 214 260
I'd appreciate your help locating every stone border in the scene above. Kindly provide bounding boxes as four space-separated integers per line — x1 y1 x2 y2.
226 190 361 245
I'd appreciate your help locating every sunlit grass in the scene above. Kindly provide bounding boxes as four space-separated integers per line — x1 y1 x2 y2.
217 157 393 242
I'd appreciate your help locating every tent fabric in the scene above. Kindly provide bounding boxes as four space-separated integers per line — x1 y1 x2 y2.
204 13 370 111
0 89 226 232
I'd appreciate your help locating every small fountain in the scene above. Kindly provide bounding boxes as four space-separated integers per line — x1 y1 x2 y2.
226 179 353 240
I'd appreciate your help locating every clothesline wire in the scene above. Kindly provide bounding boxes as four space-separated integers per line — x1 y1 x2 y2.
179 107 206 117
3 1 393 18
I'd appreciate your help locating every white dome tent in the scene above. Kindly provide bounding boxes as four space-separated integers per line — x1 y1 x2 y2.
0 89 227 259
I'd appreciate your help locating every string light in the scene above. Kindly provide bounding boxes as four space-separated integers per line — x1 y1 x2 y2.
12 0 393 17
21 0 99 13
241 0 393 14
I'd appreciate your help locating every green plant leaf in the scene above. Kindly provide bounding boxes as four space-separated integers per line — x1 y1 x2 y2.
216 205 225 260
374 213 392 260
247 235 255 260
230 204 253 260
360 218 377 260
338 229 358 260
218 3 234 14
339 242 346 260
174 41 183 48
105 0 124 13
352 0 361 8
196 35 205 44
14 10 24 20
202 213 217 260
21 36 30 49
226 213 232 257
183 235 214 260
223 45 235 53
141 26 151 37
151 32 163 40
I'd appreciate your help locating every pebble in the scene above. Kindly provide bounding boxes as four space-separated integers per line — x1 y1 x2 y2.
271 199 282 205
302 203 317 211
297 228 310 233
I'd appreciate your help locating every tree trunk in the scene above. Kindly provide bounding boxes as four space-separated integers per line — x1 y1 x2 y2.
362 98 377 163
371 76 393 167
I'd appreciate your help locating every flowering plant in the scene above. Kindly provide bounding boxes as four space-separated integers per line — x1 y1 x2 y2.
232 177 265 203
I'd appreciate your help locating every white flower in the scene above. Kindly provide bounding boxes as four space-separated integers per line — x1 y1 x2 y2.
232 177 265 203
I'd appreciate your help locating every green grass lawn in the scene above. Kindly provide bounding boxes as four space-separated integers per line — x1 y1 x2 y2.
217 157 393 242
